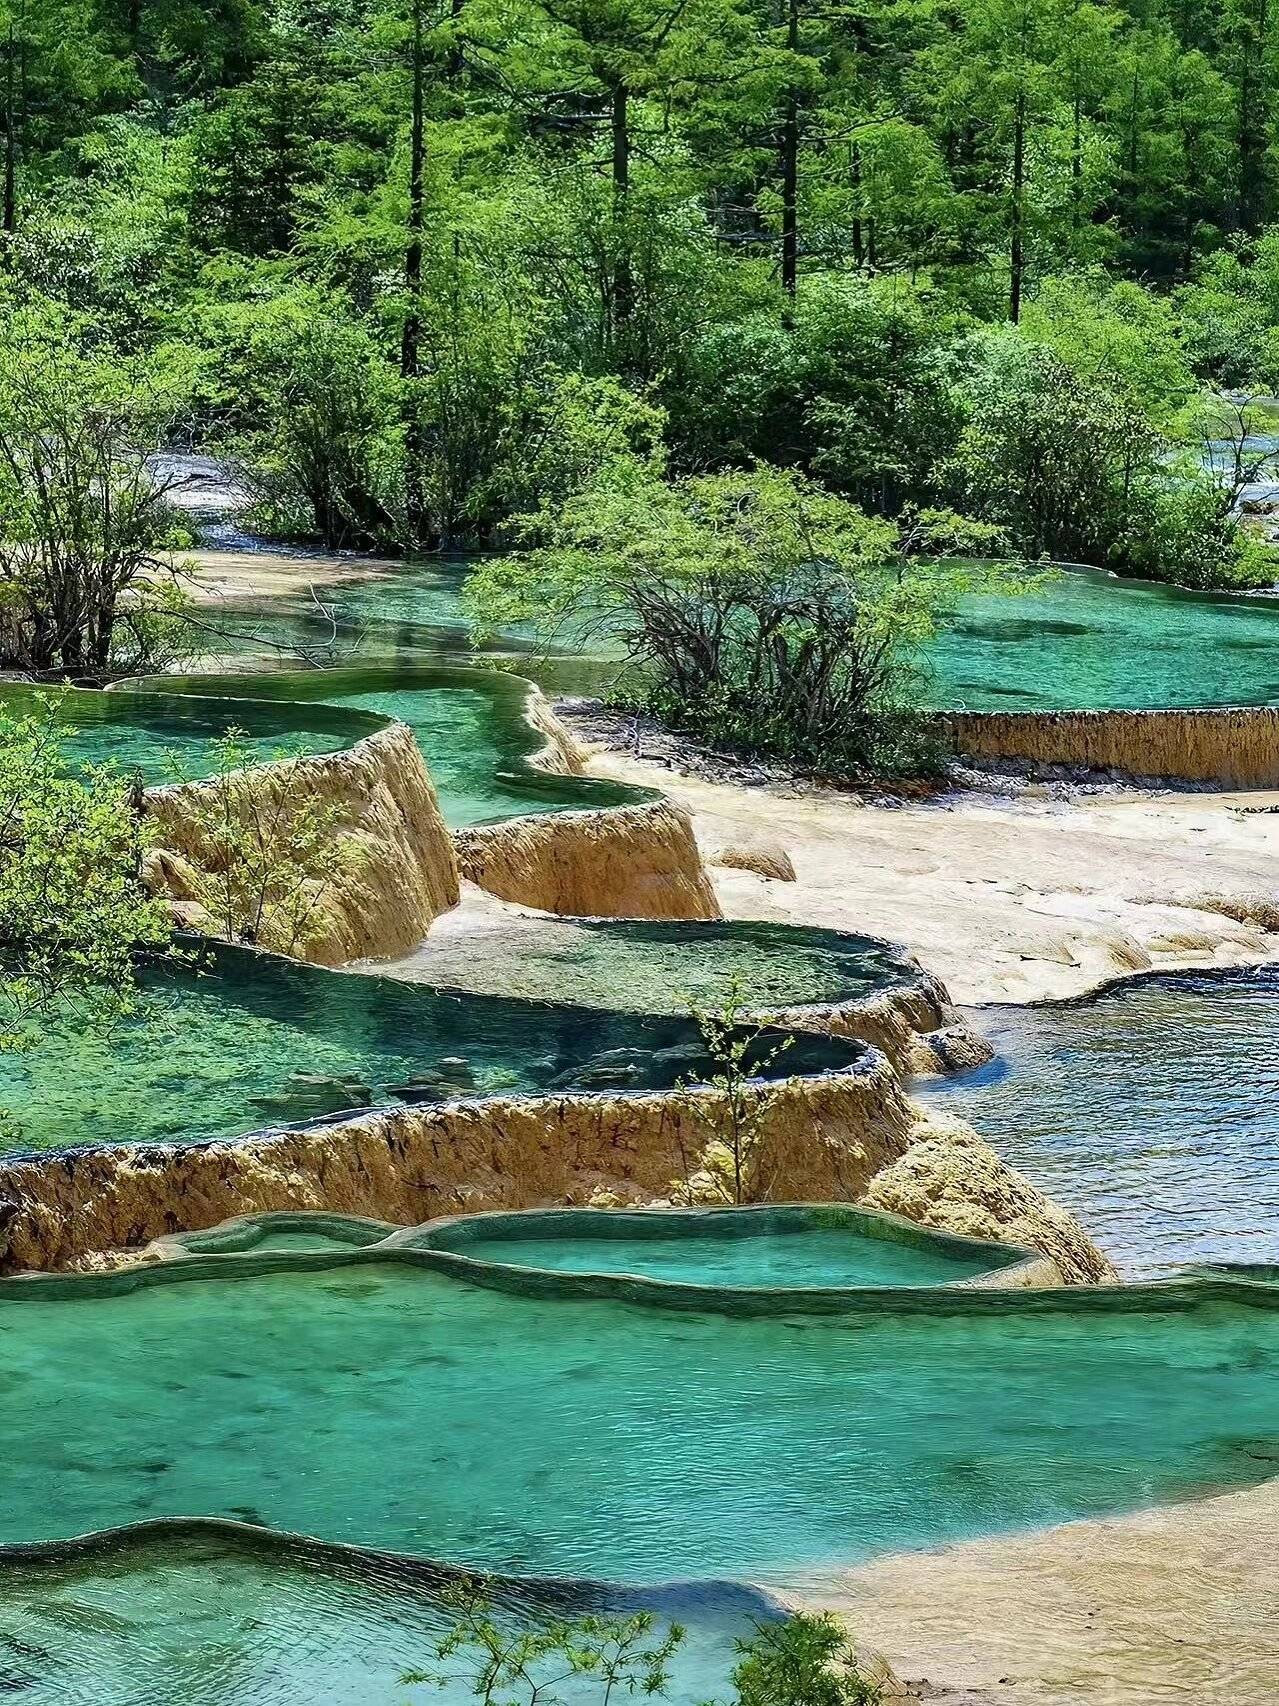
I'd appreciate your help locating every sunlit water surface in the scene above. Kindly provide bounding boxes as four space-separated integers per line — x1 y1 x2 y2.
921 970 1279 1275
3 1263 1279 1579
0 944 860 1154
0 1529 758 1706
430 1224 1006 1288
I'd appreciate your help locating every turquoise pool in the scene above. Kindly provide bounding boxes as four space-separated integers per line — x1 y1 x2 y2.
0 682 379 783
415 1205 1024 1290
0 1525 761 1706
2 1258 1278 1582
926 564 1279 711
381 916 918 1013
198 555 1279 714
146 663 653 825
0 943 859 1154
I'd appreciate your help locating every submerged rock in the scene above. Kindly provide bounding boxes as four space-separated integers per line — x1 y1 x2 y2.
250 1074 374 1121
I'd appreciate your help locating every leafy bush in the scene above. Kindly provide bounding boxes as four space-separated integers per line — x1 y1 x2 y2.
202 285 405 550
0 696 170 1047
0 298 193 678
402 1590 883 1706
952 331 1279 587
729 1614 885 1706
469 465 1014 779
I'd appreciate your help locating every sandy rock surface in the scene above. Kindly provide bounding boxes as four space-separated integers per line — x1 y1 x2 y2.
792 1478 1279 1705
581 748 1279 1005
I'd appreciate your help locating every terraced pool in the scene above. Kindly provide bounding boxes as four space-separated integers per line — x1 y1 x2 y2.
4 1255 1279 1582
10 542 1279 1701
382 915 917 1012
145 662 653 824
198 555 1279 713
0 942 862 1154
0 1525 763 1706
410 1204 1027 1289
0 681 378 782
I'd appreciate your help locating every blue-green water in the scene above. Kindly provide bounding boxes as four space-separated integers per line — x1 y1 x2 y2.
147 663 651 825
0 1527 760 1706
3 1259 1279 1581
426 1222 1005 1288
198 556 1279 713
921 969 1279 1277
379 916 916 1013
0 682 378 783
0 943 860 1154
11 542 1279 1694
926 565 1279 711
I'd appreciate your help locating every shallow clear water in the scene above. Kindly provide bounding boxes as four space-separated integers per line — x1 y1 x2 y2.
203 557 1279 713
921 971 1279 1276
3 1261 1279 1581
0 943 860 1154
927 565 1279 711
388 917 914 1013
0 683 374 783
0 1528 756 1705
153 663 650 825
437 1225 1002 1288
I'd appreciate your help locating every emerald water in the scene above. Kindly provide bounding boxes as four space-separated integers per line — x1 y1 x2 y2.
0 1527 759 1706
425 1224 1008 1288
0 682 377 783
3 1260 1279 1580
921 970 1279 1277
153 663 652 824
199 556 1279 712
384 917 915 1012
927 564 1279 710
0 944 858 1154
33 553 1279 819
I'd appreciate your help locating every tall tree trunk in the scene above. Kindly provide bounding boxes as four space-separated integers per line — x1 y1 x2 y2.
611 78 634 344
779 0 800 313
1237 0 1270 232
2 26 16 251
850 139 864 268
1009 82 1026 322
401 0 429 547
1071 88 1082 232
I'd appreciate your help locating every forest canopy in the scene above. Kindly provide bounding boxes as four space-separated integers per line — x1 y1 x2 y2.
3 0 1279 764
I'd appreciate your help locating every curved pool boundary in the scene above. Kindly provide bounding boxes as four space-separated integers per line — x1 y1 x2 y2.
0 1201 1274 1312
0 1510 787 1627
139 1202 1056 1300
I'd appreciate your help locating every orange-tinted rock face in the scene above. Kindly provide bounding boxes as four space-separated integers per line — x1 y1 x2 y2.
144 721 460 965
942 705 1279 788
454 799 722 921
0 1048 1110 1284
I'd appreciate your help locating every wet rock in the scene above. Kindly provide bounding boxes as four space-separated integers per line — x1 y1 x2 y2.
438 1056 475 1084
250 1073 374 1121
385 1078 445 1105
549 1047 653 1090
